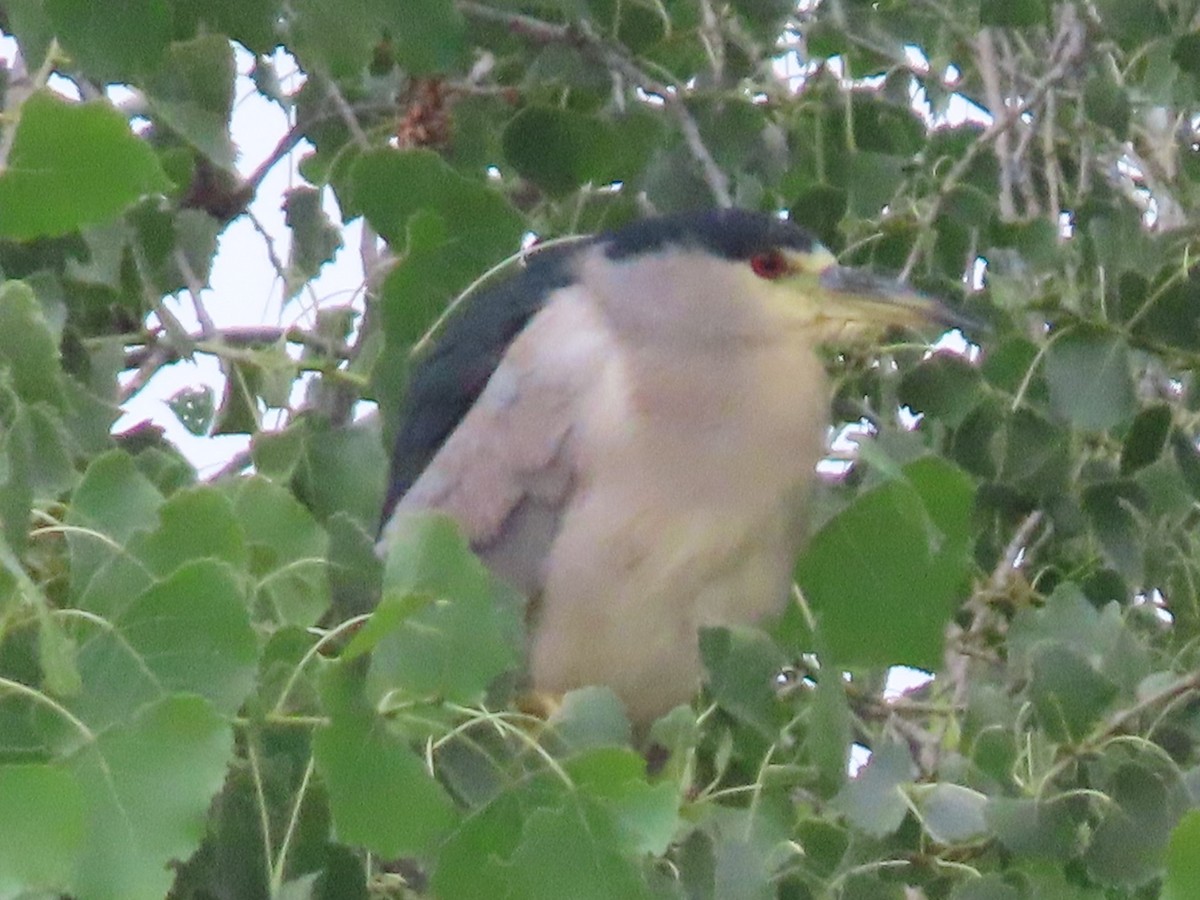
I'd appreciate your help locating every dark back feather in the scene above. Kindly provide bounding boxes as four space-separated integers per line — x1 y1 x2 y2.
380 240 589 528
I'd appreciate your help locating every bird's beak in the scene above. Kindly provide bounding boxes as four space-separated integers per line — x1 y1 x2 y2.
816 265 974 332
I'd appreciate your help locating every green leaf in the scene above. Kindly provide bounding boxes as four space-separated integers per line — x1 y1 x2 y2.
293 417 388 530
284 186 344 297
1044 328 1136 431
137 486 249 576
833 743 914 838
172 0 281 55
229 476 331 627
0 280 66 408
1008 582 1149 695
326 511 385 622
0 93 170 239
370 513 523 705
807 666 851 797
502 106 622 196
990 217 1061 270
796 457 973 669
1094 0 1170 50
351 147 522 253
432 757 657 900
72 560 257 728
0 764 85 896
700 626 787 735
212 359 264 435
985 796 1084 859
1171 428 1200 501
66 451 164 606
286 0 382 78
129 204 222 295
1084 764 1176 887
1121 404 1171 474
290 0 465 78
1172 34 1200 76
980 0 1047 27
168 386 216 436
788 185 847 249
1028 643 1118 743
899 352 984 426
145 35 237 169
507 803 653 900
1164 810 1200 900
35 597 82 701
251 425 307 481
911 782 988 844
565 747 679 856
794 818 848 879
970 726 1017 785
1081 480 1144 583
705 801 795 900
44 0 170 81
313 662 459 858
66 695 234 900
841 151 907 218
547 686 633 751
1 0 56 71
388 0 468 74
1087 210 1158 279
1084 71 1131 137
0 402 76 553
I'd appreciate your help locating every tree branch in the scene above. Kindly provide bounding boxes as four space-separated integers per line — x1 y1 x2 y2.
120 325 351 370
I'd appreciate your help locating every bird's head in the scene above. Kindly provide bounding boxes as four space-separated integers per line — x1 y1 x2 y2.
580 209 967 349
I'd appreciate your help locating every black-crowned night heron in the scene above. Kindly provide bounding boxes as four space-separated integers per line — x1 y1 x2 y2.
380 208 957 727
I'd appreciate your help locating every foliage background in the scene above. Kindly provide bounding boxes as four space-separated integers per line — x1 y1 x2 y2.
1 0 1200 897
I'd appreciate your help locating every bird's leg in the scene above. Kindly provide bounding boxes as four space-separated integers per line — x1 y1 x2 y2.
515 689 563 721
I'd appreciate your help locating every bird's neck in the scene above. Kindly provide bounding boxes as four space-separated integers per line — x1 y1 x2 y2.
624 332 823 416
609 333 831 487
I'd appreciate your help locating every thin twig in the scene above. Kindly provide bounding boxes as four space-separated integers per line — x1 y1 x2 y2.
898 9 1086 280
975 30 1014 219
322 75 371 149
208 448 255 482
117 344 173 405
696 0 726 84
246 209 291 285
243 117 310 196
173 247 217 338
987 510 1044 594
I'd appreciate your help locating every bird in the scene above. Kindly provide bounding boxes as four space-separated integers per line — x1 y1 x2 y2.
379 208 962 728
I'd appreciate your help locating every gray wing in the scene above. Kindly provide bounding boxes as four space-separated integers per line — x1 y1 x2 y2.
381 288 614 596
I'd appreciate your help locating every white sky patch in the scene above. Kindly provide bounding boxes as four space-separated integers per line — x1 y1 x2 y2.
931 328 980 362
849 742 871 776
898 406 924 430
885 665 933 699
968 256 988 292
46 72 81 100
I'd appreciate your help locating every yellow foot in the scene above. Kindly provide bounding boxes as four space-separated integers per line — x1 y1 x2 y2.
516 689 563 721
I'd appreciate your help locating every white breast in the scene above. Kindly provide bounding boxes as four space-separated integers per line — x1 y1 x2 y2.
529 330 828 725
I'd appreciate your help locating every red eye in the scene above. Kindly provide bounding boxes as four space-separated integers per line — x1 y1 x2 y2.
750 250 789 280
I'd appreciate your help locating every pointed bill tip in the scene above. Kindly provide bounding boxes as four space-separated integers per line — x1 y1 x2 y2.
817 266 983 333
